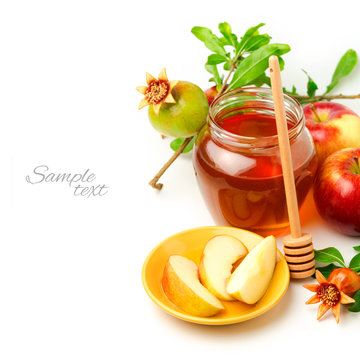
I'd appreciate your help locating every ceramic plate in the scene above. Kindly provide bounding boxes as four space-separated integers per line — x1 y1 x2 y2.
142 226 290 325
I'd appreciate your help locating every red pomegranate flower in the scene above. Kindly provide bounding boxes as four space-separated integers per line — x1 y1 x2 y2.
303 270 355 323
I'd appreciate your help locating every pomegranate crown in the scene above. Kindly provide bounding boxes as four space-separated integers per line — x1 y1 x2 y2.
303 269 355 323
136 68 179 115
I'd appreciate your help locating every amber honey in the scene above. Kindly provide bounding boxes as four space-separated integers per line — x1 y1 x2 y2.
193 88 317 236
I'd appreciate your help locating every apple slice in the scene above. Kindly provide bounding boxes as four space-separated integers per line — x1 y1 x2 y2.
162 255 224 317
226 235 276 305
198 235 248 301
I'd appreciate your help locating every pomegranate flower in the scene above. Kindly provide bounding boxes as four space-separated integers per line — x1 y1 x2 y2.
303 270 355 323
136 68 178 115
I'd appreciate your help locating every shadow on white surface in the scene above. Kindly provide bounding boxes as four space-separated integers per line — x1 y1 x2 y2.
146 285 294 338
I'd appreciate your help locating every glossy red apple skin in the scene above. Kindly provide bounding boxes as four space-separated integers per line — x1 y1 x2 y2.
204 85 231 106
304 102 360 165
313 148 360 236
204 85 219 106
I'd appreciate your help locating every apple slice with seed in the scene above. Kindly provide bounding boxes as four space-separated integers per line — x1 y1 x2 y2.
198 235 248 301
226 235 277 305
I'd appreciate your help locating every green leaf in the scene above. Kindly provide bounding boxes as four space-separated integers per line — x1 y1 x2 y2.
205 63 222 88
245 34 271 52
219 36 232 46
325 49 358 94
313 264 341 280
291 85 298 95
218 22 237 47
278 56 285 71
349 252 360 273
284 85 299 96
207 54 227 65
302 70 318 98
314 247 346 268
170 136 197 153
248 73 271 87
191 26 226 56
236 23 265 55
223 60 232 71
353 245 360 252
348 290 360 312
228 43 290 90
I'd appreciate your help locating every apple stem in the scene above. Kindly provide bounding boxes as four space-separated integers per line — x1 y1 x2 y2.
310 104 322 123
354 156 360 175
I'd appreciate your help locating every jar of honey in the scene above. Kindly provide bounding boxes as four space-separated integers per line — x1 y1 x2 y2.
192 87 318 236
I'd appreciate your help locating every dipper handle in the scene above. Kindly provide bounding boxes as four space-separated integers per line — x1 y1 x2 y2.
269 56 315 279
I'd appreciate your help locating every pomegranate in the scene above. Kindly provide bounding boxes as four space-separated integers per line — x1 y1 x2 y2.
137 68 209 138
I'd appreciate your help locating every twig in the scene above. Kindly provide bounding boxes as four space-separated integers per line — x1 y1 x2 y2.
218 62 236 94
292 93 360 102
149 137 192 190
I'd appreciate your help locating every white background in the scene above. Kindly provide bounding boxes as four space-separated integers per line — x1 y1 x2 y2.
1 0 360 359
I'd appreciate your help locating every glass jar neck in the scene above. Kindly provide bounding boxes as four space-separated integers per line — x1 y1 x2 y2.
208 87 305 150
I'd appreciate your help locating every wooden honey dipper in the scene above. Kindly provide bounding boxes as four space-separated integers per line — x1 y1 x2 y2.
269 56 315 279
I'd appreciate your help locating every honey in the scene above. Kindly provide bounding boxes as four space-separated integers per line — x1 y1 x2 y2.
193 88 317 236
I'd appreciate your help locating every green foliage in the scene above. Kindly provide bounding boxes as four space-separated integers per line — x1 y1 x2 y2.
314 247 346 268
284 49 358 103
235 23 266 55
228 44 290 90
302 70 318 98
170 136 197 153
192 22 358 103
325 49 358 94
348 290 360 312
218 22 237 47
191 22 290 90
349 252 360 273
205 63 222 89
191 27 226 56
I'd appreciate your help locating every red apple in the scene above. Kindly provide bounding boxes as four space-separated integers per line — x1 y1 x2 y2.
313 147 360 236
304 102 360 165
204 85 230 106
204 85 219 106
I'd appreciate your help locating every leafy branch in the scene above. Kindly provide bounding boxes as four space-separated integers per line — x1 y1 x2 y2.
171 24 358 155
191 22 290 91
169 23 290 157
284 49 359 104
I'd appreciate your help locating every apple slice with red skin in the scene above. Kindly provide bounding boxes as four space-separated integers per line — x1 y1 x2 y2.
313 147 360 236
304 102 360 165
162 255 224 317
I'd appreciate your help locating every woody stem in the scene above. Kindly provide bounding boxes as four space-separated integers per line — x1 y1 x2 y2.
292 93 360 102
149 137 192 190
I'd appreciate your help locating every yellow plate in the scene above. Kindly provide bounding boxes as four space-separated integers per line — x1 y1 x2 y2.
142 226 290 325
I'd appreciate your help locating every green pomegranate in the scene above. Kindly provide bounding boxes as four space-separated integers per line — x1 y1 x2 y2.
137 68 209 138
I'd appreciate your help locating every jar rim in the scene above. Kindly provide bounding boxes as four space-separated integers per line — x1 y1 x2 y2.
208 87 305 149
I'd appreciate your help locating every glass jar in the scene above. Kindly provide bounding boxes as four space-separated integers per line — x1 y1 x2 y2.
192 87 318 236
